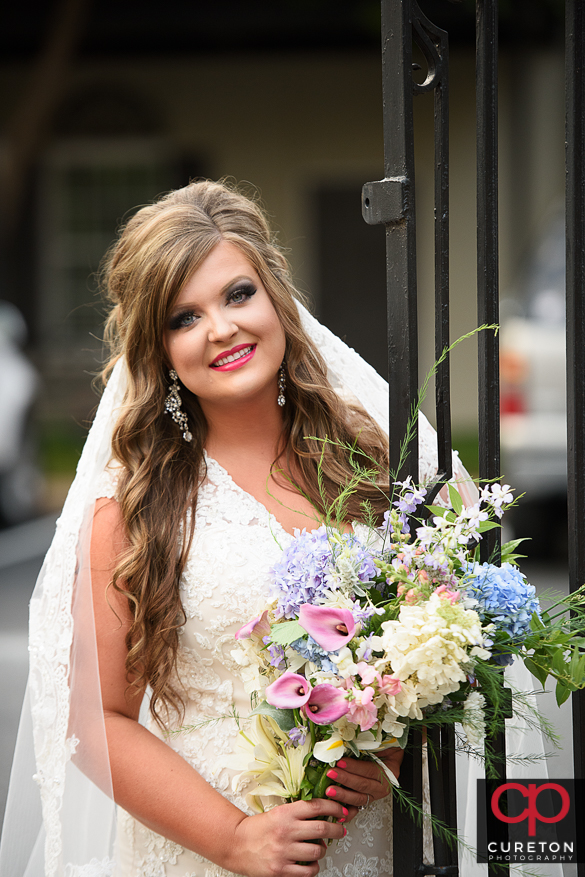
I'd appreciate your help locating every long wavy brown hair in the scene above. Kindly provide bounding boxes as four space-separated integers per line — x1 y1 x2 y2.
99 179 389 726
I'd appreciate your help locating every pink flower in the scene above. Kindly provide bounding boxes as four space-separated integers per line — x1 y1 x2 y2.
379 674 402 696
265 672 311 708
298 604 356 652
302 684 349 725
235 610 271 641
356 662 378 686
347 686 377 731
435 585 460 604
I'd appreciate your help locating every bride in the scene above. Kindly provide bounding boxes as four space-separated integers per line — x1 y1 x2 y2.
0 179 471 877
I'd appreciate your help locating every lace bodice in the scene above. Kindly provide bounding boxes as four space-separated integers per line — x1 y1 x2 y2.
102 457 393 877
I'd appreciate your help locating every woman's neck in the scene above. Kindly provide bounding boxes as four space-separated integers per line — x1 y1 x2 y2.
202 396 285 464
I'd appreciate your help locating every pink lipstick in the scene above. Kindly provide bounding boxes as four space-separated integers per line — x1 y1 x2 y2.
210 343 256 371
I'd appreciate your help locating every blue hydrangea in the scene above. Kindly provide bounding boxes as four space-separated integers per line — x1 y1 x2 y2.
464 561 541 640
290 636 339 674
270 525 375 618
270 526 332 618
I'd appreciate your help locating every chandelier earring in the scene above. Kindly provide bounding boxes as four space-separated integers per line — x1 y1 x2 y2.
277 362 286 407
165 369 193 442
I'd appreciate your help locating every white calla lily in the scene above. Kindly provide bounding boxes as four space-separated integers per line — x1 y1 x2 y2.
313 732 346 763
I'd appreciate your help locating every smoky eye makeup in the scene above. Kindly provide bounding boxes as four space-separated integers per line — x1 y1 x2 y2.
167 278 257 330
226 281 257 303
168 310 198 331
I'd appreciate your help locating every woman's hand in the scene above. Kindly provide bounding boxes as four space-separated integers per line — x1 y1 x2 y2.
322 749 404 822
229 798 348 877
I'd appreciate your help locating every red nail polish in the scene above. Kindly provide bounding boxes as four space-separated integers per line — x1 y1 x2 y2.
327 770 338 780
339 817 346 824
337 760 347 769
326 786 336 797
342 807 348 815
343 826 347 836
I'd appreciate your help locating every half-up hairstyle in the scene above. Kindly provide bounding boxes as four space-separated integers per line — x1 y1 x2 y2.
99 179 389 726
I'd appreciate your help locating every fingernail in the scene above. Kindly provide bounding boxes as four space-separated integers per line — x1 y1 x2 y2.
343 826 347 836
339 817 346 824
342 807 348 815
326 786 336 797
327 770 338 780
337 760 347 769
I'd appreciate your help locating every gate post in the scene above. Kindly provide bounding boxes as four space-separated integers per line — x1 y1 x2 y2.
362 0 418 485
565 4 585 876
362 1 457 873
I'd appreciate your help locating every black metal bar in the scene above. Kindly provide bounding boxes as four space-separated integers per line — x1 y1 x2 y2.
393 732 424 875
362 0 418 484
362 4 421 865
476 0 501 568
566 4 585 876
427 726 458 870
476 4 507 875
364 3 462 873
433 47 452 483
410 9 459 875
406 1 453 493
410 4 452 482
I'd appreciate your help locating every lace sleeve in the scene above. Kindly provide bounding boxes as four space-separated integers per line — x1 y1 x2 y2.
94 461 124 500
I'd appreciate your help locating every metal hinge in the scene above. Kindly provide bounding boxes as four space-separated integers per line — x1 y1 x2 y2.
361 176 410 225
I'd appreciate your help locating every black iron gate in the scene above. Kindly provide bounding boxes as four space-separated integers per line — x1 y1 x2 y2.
363 1 585 875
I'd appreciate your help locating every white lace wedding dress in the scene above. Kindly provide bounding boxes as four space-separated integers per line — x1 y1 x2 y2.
100 454 393 877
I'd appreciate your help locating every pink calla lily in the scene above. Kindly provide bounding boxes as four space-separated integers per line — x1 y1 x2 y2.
265 671 311 708
302 683 349 725
298 604 356 652
235 610 270 641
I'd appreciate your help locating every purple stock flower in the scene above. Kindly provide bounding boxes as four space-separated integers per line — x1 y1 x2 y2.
352 604 383 626
393 479 427 515
288 726 308 746
263 637 286 670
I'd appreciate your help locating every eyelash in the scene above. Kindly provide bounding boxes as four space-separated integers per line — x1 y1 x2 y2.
228 283 256 305
168 284 256 331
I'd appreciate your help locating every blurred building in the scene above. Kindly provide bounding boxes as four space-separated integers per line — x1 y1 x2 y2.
0 0 566 463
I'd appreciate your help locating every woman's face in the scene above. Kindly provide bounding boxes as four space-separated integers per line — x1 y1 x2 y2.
163 240 286 412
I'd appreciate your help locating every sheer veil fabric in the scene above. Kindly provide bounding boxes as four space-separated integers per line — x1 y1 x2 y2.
0 299 543 877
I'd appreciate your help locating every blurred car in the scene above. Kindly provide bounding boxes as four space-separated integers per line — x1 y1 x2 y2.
0 301 40 527
499 210 567 556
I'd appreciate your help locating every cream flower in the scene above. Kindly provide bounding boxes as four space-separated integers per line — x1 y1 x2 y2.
330 646 358 679
373 594 485 712
232 715 311 808
462 690 487 746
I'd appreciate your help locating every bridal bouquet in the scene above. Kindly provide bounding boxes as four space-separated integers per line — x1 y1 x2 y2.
230 477 585 812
